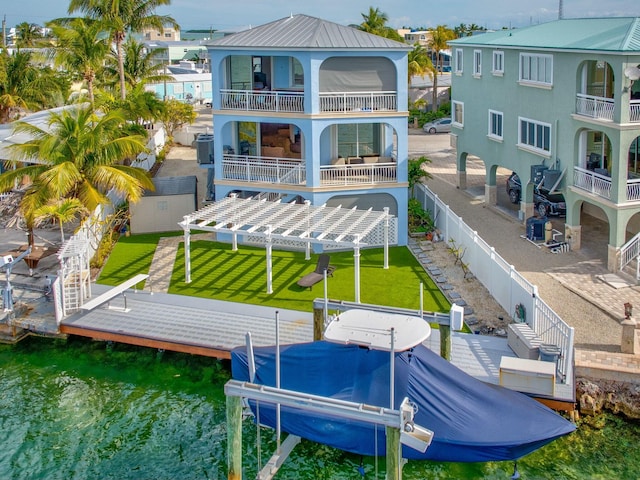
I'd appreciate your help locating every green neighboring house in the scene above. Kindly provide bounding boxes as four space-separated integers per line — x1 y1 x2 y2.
449 17 640 275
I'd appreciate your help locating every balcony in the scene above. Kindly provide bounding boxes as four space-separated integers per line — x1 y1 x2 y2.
220 156 398 187
222 155 305 185
575 94 640 123
319 162 397 186
319 91 397 113
573 166 640 202
220 89 304 113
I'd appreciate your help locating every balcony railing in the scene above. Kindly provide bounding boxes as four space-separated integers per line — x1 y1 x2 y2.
319 91 397 113
222 155 306 185
319 162 397 185
220 89 304 113
573 166 640 202
631 100 640 123
575 93 614 121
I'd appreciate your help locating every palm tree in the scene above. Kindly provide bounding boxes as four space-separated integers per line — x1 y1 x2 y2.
100 38 171 90
15 22 43 48
0 50 68 123
0 106 154 239
408 43 434 87
68 0 179 100
34 198 89 243
360 7 388 34
359 6 404 41
47 17 110 105
428 25 455 112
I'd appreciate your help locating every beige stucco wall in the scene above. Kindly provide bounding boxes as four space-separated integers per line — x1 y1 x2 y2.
130 194 195 234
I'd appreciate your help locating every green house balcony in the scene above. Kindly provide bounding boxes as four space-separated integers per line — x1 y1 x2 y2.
575 94 640 123
573 166 640 202
220 156 398 187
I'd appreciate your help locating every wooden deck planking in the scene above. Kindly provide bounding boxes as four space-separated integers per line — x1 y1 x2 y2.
61 285 573 405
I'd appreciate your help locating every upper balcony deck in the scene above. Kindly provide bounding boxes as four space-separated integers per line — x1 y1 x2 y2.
219 89 398 114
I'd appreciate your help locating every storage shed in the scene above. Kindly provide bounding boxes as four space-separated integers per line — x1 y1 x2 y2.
130 176 197 234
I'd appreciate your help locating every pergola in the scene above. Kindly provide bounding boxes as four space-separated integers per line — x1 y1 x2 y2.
178 195 393 302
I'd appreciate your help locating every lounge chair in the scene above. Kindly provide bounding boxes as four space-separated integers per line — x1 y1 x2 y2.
296 254 335 290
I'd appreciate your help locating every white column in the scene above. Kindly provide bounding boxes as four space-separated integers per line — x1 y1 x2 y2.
183 223 191 283
305 200 311 260
383 207 389 269
354 235 361 303
266 224 273 294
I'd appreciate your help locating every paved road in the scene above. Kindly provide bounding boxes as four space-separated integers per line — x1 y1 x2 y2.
410 129 634 352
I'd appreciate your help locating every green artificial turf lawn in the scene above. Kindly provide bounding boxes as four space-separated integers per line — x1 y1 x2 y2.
98 235 450 313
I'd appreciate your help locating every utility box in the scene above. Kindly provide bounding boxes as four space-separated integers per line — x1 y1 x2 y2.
196 134 214 164
543 169 562 190
500 356 556 396
530 165 548 185
526 216 546 241
507 323 543 359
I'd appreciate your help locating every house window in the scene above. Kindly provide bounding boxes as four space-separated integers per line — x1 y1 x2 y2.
290 57 304 87
164 32 172 38
492 51 504 74
452 101 464 126
454 49 463 74
519 117 551 154
519 53 553 86
473 50 482 77
488 110 503 139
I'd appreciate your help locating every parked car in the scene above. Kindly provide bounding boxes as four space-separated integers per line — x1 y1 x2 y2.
203 98 212 108
423 118 452 134
506 172 566 217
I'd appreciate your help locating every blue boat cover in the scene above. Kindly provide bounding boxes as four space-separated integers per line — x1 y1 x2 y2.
231 341 575 463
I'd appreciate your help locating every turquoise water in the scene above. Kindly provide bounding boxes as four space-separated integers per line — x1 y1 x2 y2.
1 337 639 480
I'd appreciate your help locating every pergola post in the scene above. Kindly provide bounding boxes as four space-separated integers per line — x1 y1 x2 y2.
383 207 389 270
266 224 273 294
305 200 311 260
354 235 361 303
182 218 192 283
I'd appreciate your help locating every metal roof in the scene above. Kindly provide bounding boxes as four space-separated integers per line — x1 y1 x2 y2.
147 176 197 197
207 14 410 51
450 17 640 53
180 195 392 247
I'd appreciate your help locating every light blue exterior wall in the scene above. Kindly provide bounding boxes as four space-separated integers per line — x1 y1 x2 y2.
206 45 410 245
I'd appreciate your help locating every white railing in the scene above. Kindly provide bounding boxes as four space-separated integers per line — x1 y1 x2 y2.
221 155 305 185
573 166 612 199
319 162 397 186
630 100 640 123
620 232 640 277
574 166 640 202
220 89 304 112
628 178 640 201
575 93 614 121
414 183 574 384
319 91 397 113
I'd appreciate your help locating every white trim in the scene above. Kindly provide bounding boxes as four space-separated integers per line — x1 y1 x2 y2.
519 52 553 86
518 116 552 156
454 48 463 74
488 109 503 140
473 49 482 77
492 50 504 75
452 100 464 127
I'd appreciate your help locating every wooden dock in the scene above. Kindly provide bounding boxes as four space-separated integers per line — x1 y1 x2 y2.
60 284 314 359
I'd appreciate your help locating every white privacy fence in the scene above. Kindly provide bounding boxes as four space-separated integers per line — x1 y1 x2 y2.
414 183 574 384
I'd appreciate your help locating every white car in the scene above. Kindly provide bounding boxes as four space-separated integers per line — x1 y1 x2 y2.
203 98 212 108
423 118 452 134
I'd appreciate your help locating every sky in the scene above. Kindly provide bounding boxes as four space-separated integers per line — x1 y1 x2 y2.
4 0 640 32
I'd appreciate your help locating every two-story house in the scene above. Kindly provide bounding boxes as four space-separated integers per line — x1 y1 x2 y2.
204 14 411 246
449 17 640 275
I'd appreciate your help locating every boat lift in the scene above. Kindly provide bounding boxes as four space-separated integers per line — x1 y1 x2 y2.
225 309 435 480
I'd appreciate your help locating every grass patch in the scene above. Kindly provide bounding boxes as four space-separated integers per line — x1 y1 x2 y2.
98 235 450 314
97 231 183 285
